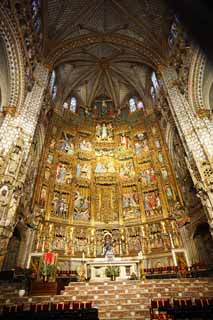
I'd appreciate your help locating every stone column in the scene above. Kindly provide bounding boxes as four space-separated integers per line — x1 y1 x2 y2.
161 66 213 236
0 64 49 268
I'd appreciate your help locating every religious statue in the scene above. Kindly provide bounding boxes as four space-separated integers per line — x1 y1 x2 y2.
73 191 90 220
40 187 47 207
101 123 108 140
136 132 146 140
26 205 44 229
4 192 19 227
161 168 168 180
105 161 115 173
122 192 140 220
144 192 161 217
135 137 149 157
141 167 156 186
135 142 141 155
103 233 114 257
119 162 135 178
109 105 114 118
141 139 149 153
95 123 113 141
155 139 161 148
85 107 90 118
169 201 190 227
121 134 128 148
158 152 164 163
101 100 108 116
56 164 67 183
117 107 121 120
47 153 53 164
56 164 72 184
0 185 9 223
93 105 98 119
95 162 105 173
79 139 92 152
107 123 113 140
5 141 23 176
96 123 102 139
44 167 50 180
49 139 56 149
60 134 74 155
81 163 91 179
166 187 173 201
52 194 68 218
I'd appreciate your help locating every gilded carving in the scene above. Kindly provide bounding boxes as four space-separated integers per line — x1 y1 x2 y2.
32 116 183 261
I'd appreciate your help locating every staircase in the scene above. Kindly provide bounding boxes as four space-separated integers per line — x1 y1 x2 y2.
0 283 19 302
63 278 213 320
0 279 213 319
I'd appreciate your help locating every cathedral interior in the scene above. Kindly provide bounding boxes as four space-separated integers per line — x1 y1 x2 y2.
0 1 213 319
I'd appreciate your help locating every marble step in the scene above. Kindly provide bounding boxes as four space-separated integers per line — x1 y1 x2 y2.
98 308 150 320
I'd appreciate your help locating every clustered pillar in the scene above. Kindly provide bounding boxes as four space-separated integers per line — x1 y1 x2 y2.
0 64 49 268
161 66 213 236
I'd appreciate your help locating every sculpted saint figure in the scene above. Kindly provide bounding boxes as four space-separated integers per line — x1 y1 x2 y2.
96 123 101 139
0 185 9 222
5 193 19 227
101 123 108 140
107 123 113 140
6 145 22 175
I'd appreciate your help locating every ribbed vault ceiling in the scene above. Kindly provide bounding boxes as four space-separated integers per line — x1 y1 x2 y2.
42 0 171 108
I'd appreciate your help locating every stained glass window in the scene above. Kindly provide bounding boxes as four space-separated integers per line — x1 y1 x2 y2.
52 85 57 100
32 0 41 33
129 97 137 112
151 86 156 101
70 96 77 112
49 70 56 95
137 100 144 110
151 72 159 91
129 97 144 112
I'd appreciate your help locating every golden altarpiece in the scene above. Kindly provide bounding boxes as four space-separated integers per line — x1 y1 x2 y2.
31 104 187 280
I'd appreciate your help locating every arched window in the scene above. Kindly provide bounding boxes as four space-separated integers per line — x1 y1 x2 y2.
31 0 40 19
151 86 156 101
49 70 56 95
151 72 159 91
32 0 41 32
52 85 57 100
129 97 144 112
70 96 77 112
193 223 213 266
129 97 137 112
137 100 144 110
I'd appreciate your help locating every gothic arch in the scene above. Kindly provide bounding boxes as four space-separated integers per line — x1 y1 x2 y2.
45 33 165 70
188 47 206 111
3 226 22 270
193 223 213 265
0 6 25 111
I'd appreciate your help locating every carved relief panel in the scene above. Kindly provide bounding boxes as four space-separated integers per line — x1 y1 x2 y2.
32 116 184 261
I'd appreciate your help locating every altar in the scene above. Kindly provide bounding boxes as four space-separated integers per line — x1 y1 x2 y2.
86 256 140 281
